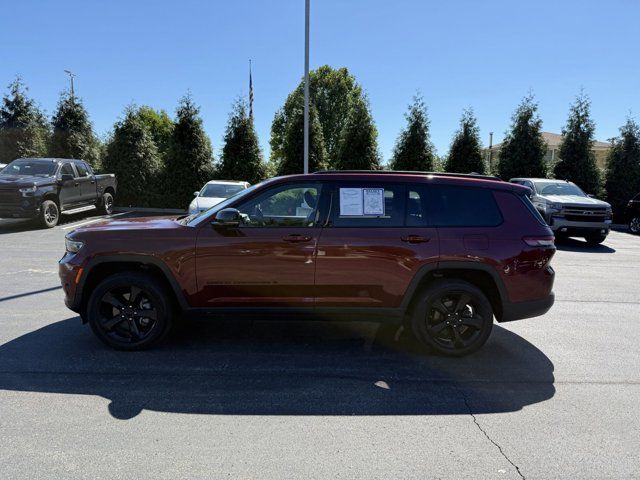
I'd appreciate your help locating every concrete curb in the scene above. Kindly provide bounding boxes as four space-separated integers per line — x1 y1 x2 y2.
114 207 186 214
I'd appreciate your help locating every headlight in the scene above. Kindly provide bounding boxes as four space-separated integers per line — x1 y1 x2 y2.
19 185 37 196
65 236 84 253
548 202 563 211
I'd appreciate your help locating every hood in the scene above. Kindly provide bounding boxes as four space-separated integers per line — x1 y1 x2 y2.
538 194 611 208
0 175 55 188
193 196 226 210
74 215 181 233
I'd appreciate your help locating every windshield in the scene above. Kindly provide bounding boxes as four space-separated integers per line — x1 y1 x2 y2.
0 159 57 177
182 183 261 226
535 181 585 197
200 183 246 198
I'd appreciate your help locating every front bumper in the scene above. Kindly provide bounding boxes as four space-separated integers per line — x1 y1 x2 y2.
501 292 555 322
0 205 40 219
549 217 611 235
59 254 84 313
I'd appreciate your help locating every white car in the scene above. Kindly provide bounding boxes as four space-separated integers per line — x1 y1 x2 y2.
188 180 250 214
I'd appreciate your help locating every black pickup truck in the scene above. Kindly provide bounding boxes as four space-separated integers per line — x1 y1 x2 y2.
0 158 117 228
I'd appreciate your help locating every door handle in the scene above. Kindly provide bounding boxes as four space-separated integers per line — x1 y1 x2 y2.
74 181 80 186
282 234 313 243
401 235 430 244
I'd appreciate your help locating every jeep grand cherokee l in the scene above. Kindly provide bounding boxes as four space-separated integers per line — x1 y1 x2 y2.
59 171 555 356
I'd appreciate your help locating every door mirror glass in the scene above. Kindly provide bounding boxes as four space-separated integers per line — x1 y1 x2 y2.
193 191 200 197
212 208 241 227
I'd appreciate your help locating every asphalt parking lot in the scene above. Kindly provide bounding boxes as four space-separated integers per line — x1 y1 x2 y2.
0 215 639 479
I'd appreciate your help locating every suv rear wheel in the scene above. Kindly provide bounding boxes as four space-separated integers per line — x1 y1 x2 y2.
87 272 173 350
629 216 640 235
411 280 493 356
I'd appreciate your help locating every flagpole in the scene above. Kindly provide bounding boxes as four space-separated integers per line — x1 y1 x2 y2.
303 0 310 174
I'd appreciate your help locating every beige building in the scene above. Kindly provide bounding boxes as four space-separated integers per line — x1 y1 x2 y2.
485 132 611 171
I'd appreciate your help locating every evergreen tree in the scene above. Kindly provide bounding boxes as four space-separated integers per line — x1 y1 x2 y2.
164 95 214 207
446 109 485 174
553 92 600 193
218 98 266 184
390 94 435 171
49 91 100 166
0 78 49 163
277 102 327 176
334 97 380 170
270 65 367 168
497 94 547 180
103 106 161 207
136 106 174 157
604 118 640 216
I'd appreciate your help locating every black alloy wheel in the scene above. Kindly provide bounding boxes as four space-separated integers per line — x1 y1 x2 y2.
40 200 59 228
88 272 173 350
412 280 493 356
101 192 114 215
630 217 640 235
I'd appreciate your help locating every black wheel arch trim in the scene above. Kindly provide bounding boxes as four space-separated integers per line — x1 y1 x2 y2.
75 254 190 314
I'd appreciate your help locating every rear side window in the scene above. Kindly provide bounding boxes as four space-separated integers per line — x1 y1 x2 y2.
519 193 547 225
427 185 502 227
75 162 90 177
330 184 405 227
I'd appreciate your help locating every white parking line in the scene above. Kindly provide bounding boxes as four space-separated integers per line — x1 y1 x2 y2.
61 211 131 230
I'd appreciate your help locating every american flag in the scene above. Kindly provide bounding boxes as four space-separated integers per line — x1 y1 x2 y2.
249 60 254 121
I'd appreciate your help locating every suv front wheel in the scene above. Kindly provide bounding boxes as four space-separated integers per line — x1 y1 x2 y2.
411 280 494 356
87 272 174 350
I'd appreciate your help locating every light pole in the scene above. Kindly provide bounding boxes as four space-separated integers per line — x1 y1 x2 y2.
303 0 310 174
64 70 76 101
488 131 494 173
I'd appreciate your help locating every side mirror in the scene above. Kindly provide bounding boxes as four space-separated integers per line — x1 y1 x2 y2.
60 173 74 183
211 208 241 227
193 191 200 197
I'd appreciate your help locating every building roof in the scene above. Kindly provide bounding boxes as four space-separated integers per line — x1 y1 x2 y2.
490 132 611 150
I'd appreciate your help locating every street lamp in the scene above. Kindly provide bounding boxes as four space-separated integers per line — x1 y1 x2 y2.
64 70 76 100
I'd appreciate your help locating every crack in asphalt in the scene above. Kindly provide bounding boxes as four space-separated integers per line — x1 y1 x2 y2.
461 393 525 480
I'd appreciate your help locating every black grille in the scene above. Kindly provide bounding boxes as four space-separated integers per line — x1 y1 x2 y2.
0 189 20 206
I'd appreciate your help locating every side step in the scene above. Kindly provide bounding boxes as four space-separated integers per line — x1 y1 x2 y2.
61 204 97 215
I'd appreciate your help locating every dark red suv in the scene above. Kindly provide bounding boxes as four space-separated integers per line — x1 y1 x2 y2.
59 171 555 356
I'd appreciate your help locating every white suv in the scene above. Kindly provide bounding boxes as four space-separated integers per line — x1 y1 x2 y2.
188 180 249 214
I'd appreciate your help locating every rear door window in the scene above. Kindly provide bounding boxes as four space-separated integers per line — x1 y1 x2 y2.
330 184 405 227
428 185 503 227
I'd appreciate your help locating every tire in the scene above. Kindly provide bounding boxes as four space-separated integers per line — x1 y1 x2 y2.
100 191 114 215
87 272 174 350
411 280 494 357
39 199 59 228
630 217 640 235
584 233 607 245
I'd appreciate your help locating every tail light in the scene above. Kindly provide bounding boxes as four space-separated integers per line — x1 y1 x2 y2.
523 236 555 247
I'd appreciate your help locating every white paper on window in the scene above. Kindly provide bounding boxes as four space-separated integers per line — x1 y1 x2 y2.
363 188 384 216
339 188 363 216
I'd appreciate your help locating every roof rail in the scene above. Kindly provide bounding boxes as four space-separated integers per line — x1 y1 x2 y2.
313 170 503 181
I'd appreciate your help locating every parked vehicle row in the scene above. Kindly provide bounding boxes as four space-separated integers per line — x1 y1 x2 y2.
0 158 117 228
60 171 556 356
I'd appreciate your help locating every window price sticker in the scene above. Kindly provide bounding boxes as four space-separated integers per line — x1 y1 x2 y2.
339 188 385 216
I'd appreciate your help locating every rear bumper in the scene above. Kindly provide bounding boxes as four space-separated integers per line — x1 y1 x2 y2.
500 292 555 322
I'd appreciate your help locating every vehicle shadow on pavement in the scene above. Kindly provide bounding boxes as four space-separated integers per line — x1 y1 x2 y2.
0 317 555 420
555 237 616 253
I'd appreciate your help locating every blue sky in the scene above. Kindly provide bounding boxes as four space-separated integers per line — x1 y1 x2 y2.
1 0 639 162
